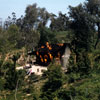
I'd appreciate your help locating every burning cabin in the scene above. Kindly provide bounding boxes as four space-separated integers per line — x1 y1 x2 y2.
29 42 71 66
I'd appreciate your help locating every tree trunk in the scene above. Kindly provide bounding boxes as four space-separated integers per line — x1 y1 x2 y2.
15 79 19 100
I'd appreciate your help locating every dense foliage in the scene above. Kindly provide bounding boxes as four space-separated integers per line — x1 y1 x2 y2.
0 0 100 100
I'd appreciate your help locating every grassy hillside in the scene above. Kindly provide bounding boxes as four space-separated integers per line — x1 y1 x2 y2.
0 66 100 100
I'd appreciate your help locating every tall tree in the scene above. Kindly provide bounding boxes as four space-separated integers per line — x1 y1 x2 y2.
24 30 40 50
86 0 100 48
69 4 95 53
19 3 51 50
50 12 70 31
23 3 38 30
23 3 51 30
39 27 57 46
68 3 93 74
7 24 21 49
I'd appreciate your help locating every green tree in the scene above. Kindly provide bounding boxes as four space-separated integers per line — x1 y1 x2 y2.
50 12 70 31
68 3 93 75
4 53 20 90
15 69 26 100
0 57 6 91
86 0 100 48
4 61 18 90
11 53 20 67
3 12 17 29
41 65 64 100
23 3 50 30
39 27 57 45
24 29 40 50
0 77 6 91
7 24 20 49
69 4 95 53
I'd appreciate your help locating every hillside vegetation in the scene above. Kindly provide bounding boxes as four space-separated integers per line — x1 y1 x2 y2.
0 0 100 100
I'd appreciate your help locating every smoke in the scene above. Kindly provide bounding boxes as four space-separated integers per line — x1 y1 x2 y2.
62 46 71 68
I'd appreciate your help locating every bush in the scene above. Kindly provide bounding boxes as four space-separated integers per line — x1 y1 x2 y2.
40 64 64 100
4 61 18 90
0 77 6 91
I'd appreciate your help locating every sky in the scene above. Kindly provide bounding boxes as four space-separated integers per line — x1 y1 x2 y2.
0 0 85 21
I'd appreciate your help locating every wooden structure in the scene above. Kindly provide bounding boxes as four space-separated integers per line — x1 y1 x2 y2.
28 42 70 66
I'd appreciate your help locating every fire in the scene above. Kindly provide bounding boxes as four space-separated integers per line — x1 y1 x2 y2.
44 55 48 63
32 42 66 66
44 55 48 58
48 53 53 60
46 42 52 50
41 58 44 62
36 51 39 56
58 43 64 46
40 55 44 62
41 46 45 48
44 58 47 62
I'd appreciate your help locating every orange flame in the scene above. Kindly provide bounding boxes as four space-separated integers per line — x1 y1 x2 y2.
44 58 47 62
48 53 53 60
40 55 44 62
44 55 48 58
41 58 44 62
46 42 52 50
44 55 48 63
58 43 64 46
41 46 45 48
36 42 64 64
36 51 39 56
